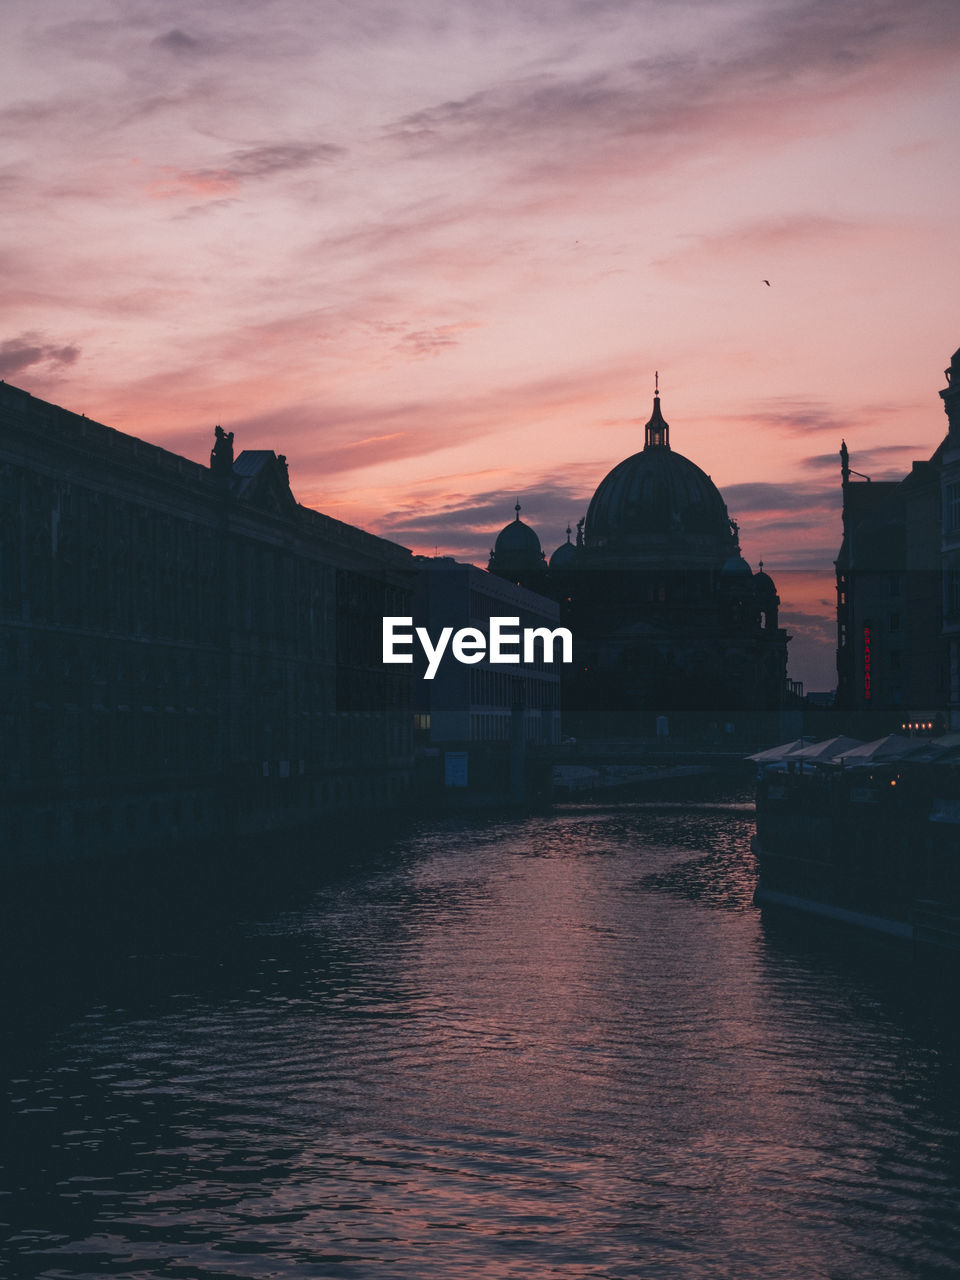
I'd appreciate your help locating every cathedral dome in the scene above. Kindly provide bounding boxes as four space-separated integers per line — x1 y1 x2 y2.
584 393 733 562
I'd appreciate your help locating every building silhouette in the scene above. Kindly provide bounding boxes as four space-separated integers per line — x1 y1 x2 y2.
490 386 790 729
1 382 415 865
835 441 945 720
941 347 960 731
412 557 562 747
836 345 960 732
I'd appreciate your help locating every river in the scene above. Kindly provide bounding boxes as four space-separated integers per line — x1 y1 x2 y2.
3 782 960 1278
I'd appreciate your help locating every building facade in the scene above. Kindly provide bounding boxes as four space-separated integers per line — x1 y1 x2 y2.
835 348 958 731
941 348 960 730
412 557 562 747
0 382 416 866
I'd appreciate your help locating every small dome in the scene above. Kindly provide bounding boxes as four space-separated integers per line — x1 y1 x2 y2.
550 525 577 570
488 503 546 577
721 554 753 576
550 540 577 570
754 568 777 597
495 514 541 555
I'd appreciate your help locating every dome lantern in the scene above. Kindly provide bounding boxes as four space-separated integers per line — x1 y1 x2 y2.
644 372 670 450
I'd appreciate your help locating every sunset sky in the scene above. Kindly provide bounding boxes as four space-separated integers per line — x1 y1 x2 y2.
4 0 960 689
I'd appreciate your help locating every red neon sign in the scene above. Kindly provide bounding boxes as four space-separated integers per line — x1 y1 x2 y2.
863 625 871 701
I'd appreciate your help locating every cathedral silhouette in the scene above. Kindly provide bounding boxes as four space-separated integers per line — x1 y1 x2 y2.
488 384 790 724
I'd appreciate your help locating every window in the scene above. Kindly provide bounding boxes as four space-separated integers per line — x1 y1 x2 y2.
888 612 900 633
949 482 960 532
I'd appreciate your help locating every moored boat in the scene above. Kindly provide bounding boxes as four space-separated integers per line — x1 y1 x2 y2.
751 735 960 949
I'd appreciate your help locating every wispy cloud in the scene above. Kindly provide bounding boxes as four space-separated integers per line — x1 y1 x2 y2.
0 334 80 378
386 0 960 175
146 140 345 200
380 479 586 543
151 29 210 57
722 400 854 436
717 397 929 441
803 442 940 478
779 605 838 689
721 481 843 570
395 321 481 358
723 480 838 514
653 213 864 272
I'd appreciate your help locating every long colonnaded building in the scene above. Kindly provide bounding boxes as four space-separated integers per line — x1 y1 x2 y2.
0 381 416 866
411 556 563 746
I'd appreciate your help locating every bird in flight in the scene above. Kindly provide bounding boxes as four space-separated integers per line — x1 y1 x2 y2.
762 279 771 286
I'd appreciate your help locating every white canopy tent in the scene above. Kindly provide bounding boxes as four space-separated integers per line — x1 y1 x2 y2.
747 739 805 763
785 736 865 762
834 734 926 763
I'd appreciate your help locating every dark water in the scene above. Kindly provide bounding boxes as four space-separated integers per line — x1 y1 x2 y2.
4 788 960 1279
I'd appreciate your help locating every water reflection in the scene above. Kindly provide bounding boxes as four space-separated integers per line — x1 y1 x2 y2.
3 784 960 1278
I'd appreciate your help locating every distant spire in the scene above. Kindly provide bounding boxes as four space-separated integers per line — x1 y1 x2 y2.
515 500 522 521
565 523 572 543
840 439 850 485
